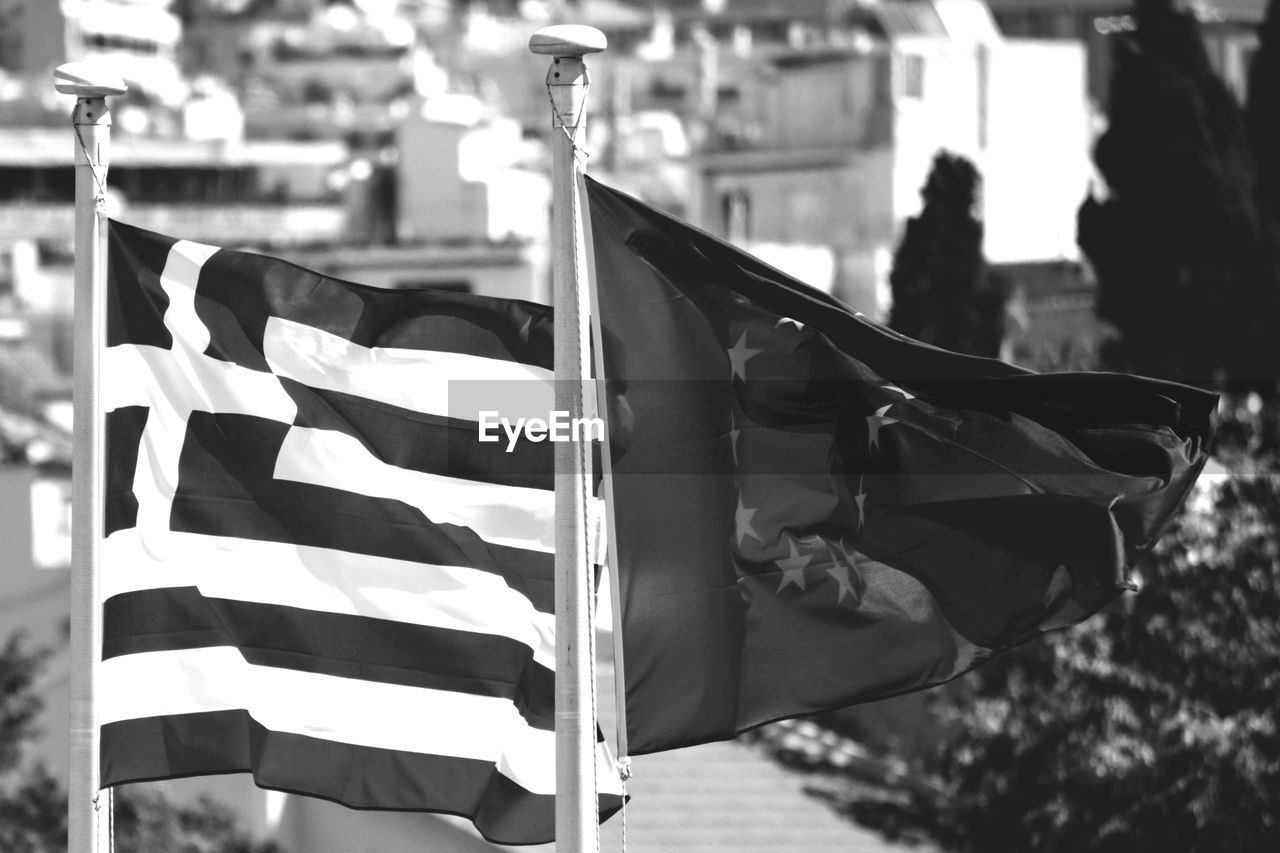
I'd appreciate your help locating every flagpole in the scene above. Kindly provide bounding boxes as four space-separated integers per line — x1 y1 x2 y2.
54 61 126 853
529 24 606 853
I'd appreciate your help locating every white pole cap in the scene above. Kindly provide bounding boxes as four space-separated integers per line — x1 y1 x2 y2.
53 62 128 98
529 25 607 58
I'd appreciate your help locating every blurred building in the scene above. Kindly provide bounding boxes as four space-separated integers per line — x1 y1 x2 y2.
211 1 441 141
9 0 186 105
691 0 1091 318
0 127 353 381
582 0 901 216
0 0 579 370
987 0 1269 105
288 91 552 302
0 0 249 137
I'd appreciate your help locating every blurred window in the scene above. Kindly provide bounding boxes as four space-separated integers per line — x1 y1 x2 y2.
721 189 751 243
901 54 924 99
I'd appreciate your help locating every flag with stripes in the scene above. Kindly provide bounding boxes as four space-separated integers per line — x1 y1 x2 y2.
100 221 624 844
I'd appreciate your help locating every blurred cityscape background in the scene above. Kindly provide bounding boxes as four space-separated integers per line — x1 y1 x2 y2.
2 1 1278 851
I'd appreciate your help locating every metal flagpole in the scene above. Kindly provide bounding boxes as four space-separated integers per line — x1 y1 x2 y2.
529 24 606 853
54 60 127 853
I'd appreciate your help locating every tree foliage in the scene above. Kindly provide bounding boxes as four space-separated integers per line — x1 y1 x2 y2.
810 399 1280 852
113 788 286 853
888 150 1008 359
1078 0 1280 387
0 634 64 853
0 632 282 853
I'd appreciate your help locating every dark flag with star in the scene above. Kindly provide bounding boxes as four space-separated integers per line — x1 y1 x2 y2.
585 177 1216 755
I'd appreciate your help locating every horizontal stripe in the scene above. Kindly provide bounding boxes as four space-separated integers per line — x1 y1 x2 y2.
287 383 554 491
171 412 555 610
102 343 298 420
102 530 556 667
193 246 554 375
103 587 555 727
100 710 624 845
265 316 555 422
100 647 563 793
277 425 566 554
167 489 556 609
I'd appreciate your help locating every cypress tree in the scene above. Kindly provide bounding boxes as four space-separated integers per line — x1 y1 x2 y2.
1078 0 1278 387
888 151 1007 359
1247 0 1280 230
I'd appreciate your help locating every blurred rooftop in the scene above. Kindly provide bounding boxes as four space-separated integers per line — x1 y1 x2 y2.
0 127 348 168
983 0 1269 23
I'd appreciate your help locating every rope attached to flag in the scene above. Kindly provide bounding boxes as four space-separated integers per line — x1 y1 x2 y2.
545 64 593 169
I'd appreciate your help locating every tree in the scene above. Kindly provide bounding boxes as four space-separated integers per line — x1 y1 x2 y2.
1247 0 1280 232
888 150 1008 359
0 634 65 852
790 398 1280 852
0 632 283 853
113 788 285 853
1078 0 1280 387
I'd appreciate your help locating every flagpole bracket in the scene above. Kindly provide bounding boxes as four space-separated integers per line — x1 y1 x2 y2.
530 26 606 132
56 63 126 202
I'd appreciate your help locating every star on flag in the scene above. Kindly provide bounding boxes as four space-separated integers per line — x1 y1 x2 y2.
727 331 762 380
867 404 899 450
827 563 860 604
735 496 761 546
775 538 815 592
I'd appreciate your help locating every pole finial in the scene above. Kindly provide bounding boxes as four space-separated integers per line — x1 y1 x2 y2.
529 25 607 58
54 62 128 98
